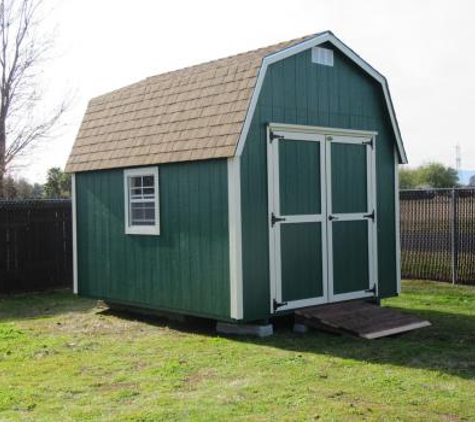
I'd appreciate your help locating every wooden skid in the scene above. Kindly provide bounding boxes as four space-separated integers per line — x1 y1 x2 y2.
295 301 431 339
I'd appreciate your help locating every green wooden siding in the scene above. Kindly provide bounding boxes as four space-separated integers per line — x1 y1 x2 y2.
279 139 321 215
241 44 398 321
281 222 323 302
331 143 368 214
76 159 231 320
332 220 369 295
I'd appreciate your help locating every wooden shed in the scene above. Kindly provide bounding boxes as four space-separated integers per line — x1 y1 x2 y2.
66 31 407 324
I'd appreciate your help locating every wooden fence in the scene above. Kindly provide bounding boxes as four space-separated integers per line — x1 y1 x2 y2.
0 200 72 294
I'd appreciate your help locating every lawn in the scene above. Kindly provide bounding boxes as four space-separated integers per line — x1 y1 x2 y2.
1 281 474 421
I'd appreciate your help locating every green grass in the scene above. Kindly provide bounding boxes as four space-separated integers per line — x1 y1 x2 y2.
402 251 475 282
1 281 475 421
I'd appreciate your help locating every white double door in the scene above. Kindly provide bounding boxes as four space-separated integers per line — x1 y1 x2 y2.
267 127 378 312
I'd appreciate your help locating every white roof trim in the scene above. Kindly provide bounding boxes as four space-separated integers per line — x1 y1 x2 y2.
235 32 407 164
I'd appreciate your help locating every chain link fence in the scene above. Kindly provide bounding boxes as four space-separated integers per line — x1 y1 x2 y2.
400 188 475 285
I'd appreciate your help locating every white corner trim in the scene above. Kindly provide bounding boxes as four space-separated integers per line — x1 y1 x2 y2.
123 166 160 236
228 157 243 320
395 146 402 294
235 31 407 164
71 173 78 295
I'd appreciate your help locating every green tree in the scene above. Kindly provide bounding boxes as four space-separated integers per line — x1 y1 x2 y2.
417 163 459 188
399 163 459 189
399 168 418 189
43 167 70 198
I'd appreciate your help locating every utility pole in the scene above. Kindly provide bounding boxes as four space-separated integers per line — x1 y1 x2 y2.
455 144 461 170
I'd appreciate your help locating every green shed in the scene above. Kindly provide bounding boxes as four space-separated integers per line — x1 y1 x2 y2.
66 31 407 326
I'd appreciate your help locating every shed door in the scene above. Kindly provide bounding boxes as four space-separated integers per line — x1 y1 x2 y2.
326 135 378 302
267 130 327 312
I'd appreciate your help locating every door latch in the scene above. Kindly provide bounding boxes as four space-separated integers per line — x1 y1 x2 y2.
271 212 286 227
328 215 339 221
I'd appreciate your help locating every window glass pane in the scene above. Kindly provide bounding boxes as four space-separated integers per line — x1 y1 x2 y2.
130 201 155 226
131 187 143 197
143 187 154 197
131 176 142 188
142 176 154 187
144 208 155 220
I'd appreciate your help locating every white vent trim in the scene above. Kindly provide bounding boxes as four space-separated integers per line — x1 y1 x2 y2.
312 46 334 66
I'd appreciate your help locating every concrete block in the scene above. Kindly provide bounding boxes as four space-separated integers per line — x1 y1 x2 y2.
216 322 273 337
293 323 309 334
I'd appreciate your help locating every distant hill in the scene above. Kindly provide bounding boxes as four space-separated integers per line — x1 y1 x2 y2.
458 170 475 186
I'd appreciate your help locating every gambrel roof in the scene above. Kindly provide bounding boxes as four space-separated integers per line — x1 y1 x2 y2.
66 31 406 173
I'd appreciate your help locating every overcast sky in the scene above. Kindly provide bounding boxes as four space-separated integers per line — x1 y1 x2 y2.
21 0 475 182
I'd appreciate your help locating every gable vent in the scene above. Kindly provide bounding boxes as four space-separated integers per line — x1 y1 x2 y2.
312 47 334 67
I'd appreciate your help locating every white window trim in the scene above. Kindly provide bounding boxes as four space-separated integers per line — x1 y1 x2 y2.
124 167 160 235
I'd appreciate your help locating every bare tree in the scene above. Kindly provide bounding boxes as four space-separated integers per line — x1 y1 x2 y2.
0 0 67 198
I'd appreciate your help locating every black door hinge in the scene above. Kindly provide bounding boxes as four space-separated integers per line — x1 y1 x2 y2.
269 131 284 143
363 139 374 148
273 299 288 312
364 210 375 221
271 212 286 227
365 284 377 294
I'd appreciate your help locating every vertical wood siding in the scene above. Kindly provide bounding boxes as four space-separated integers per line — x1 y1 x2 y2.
76 159 230 320
241 44 397 320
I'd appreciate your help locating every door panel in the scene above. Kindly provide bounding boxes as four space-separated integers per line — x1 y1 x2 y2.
279 140 321 215
332 220 369 294
281 223 323 302
268 130 327 312
331 143 368 214
327 135 377 302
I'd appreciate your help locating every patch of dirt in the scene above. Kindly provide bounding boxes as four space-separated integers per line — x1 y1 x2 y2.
184 368 217 389
46 309 167 337
91 381 137 392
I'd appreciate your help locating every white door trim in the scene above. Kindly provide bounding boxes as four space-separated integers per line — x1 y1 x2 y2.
267 126 328 312
326 134 378 303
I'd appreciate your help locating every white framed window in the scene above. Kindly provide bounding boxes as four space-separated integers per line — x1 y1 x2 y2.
124 167 160 235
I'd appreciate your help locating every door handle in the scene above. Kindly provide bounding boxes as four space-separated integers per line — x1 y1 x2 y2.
328 215 339 221
271 213 286 227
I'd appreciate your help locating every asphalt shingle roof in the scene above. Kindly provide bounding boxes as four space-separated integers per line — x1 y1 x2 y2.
66 34 316 172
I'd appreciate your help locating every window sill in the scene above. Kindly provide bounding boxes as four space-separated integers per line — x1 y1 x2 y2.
125 226 160 236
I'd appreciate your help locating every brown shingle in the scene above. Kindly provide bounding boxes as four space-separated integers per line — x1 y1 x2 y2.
65 34 318 172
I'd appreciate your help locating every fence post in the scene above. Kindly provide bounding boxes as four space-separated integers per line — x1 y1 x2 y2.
454 189 459 284
451 189 460 285
450 189 456 284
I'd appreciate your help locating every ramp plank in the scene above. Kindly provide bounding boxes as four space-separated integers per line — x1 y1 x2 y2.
295 301 430 339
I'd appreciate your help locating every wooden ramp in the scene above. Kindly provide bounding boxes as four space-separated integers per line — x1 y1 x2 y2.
295 301 431 339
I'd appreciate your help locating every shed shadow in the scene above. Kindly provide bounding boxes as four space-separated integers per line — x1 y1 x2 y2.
102 305 475 381
0 289 96 323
